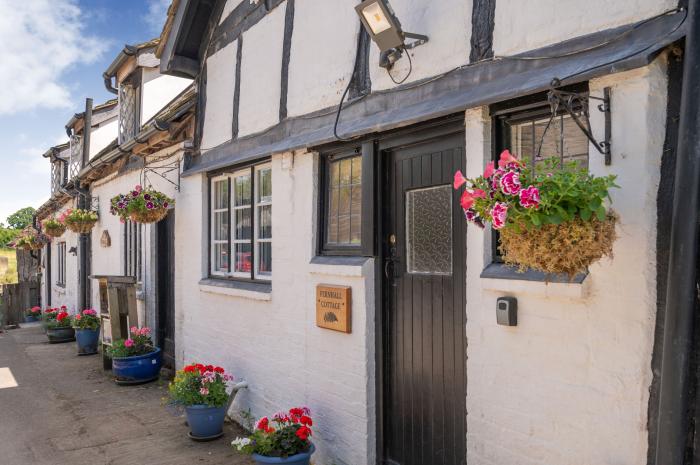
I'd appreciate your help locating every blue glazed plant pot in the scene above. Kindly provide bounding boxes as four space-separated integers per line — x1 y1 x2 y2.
75 328 100 355
112 347 162 385
24 315 39 323
252 444 315 465
46 326 75 343
186 405 227 439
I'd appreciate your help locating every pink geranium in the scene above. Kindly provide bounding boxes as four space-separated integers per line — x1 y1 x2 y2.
483 161 495 178
519 186 540 208
453 170 467 189
124 339 134 348
498 149 520 168
500 170 521 195
491 202 509 230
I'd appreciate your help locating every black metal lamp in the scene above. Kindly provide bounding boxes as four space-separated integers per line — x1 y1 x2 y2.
355 0 428 70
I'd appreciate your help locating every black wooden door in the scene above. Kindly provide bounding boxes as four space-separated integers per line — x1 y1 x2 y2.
157 211 176 370
382 131 467 465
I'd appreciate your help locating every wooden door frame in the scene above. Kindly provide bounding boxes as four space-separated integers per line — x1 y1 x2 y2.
156 210 176 368
374 116 466 465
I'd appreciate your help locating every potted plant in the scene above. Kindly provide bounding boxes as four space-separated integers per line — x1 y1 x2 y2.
24 306 41 322
46 309 75 343
454 150 619 277
232 407 315 464
64 209 98 234
110 185 173 224
107 326 162 385
168 363 236 440
42 216 66 238
72 309 101 355
42 307 61 332
12 228 49 251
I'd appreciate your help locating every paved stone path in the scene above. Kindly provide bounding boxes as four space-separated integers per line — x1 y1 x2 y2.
0 323 255 465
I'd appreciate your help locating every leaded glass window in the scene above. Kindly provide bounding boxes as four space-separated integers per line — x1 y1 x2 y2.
405 185 452 275
326 155 362 246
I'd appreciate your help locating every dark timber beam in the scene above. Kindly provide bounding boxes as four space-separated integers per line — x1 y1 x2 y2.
279 0 295 121
470 0 496 62
654 0 700 463
232 37 243 139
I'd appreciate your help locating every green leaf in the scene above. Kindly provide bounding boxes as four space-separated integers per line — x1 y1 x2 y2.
580 207 593 221
548 213 563 225
595 205 606 221
531 213 541 227
588 198 602 210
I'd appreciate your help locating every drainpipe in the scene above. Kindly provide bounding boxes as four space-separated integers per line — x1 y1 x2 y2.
78 98 93 311
655 0 700 463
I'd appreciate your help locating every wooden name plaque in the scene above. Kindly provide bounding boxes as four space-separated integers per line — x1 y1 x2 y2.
316 285 351 333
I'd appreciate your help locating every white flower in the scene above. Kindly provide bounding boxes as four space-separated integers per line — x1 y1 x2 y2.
231 437 252 451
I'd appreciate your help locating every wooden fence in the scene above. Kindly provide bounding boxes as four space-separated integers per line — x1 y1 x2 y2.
0 280 40 327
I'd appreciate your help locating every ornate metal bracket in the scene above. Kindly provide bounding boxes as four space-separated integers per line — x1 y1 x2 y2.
547 82 612 165
142 159 181 192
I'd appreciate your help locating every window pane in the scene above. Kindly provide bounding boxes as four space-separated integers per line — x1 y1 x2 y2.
257 168 272 203
214 211 228 241
214 243 229 272
562 115 589 169
234 174 251 207
234 207 251 240
257 242 272 277
214 179 229 209
350 185 362 244
326 155 363 246
406 185 452 275
258 205 271 239
234 242 252 273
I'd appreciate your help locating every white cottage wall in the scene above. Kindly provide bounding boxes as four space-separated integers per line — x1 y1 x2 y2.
368 0 472 91
286 0 359 117
201 39 238 149
493 0 677 56
89 120 118 159
464 58 668 465
238 5 286 137
141 69 192 125
50 201 80 312
175 151 376 465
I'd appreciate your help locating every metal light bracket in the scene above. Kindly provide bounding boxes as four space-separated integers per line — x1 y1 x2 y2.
142 159 181 192
547 82 612 165
379 32 429 70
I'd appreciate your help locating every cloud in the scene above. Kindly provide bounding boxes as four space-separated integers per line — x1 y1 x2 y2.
144 0 171 36
0 0 107 115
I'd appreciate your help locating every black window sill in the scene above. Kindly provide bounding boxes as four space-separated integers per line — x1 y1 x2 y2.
480 263 588 284
199 278 271 294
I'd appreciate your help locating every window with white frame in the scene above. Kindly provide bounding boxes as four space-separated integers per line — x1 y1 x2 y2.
209 162 272 281
124 220 143 282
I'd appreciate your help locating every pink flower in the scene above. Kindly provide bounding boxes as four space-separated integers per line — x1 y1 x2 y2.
483 161 495 178
491 202 509 230
459 189 486 211
124 339 134 348
498 150 520 168
134 185 142 192
139 327 151 336
453 170 467 190
519 186 540 209
199 387 209 396
500 171 521 195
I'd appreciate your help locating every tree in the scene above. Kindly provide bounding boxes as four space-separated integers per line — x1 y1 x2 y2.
6 207 36 230
0 228 18 248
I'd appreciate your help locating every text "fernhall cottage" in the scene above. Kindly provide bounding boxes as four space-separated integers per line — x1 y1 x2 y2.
29 0 700 463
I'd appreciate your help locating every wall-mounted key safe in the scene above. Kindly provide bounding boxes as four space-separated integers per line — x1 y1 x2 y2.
496 296 517 326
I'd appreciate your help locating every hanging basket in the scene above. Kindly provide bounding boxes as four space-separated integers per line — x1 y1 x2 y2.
65 219 98 234
129 208 169 224
44 224 66 238
498 211 617 278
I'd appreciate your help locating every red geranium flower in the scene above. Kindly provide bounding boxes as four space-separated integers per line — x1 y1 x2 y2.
300 415 313 426
295 425 312 441
214 366 224 374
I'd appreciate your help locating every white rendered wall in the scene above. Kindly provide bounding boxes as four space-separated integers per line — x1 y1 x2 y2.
89 148 182 327
493 0 676 55
464 58 668 465
50 201 80 313
175 151 376 465
89 119 117 159
286 0 359 117
237 4 285 136
201 39 238 150
369 0 472 91
220 0 243 24
141 69 192 125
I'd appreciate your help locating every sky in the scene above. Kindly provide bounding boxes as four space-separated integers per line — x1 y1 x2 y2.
0 0 171 226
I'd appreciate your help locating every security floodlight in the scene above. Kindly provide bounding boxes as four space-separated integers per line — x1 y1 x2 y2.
355 0 428 70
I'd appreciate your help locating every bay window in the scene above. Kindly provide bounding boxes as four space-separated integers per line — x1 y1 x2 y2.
209 162 272 281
